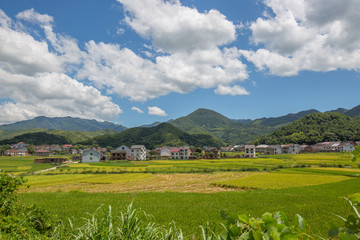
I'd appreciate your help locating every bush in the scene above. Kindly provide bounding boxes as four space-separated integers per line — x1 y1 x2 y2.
0 171 58 239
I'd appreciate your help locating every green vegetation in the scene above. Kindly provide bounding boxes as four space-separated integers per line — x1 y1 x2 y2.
169 108 278 144
0 156 55 174
0 128 118 144
213 172 350 190
0 116 126 132
253 112 360 145
84 122 225 149
18 178 360 238
0 132 68 145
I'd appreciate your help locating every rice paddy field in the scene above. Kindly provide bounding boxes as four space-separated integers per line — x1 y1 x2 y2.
1 152 360 238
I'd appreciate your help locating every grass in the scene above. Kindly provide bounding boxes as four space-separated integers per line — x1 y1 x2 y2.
0 156 55 174
212 172 350 190
18 177 360 238
21 172 257 193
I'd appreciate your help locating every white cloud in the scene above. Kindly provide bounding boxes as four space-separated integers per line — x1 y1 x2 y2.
78 41 248 101
118 0 236 53
78 0 249 102
214 85 249 96
0 70 122 124
0 9 122 124
16 8 53 26
241 0 360 76
148 106 167 117
131 106 144 113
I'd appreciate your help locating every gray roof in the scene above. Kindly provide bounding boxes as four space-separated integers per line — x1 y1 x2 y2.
130 145 146 149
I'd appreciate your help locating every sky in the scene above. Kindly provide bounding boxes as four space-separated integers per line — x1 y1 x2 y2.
0 0 359 127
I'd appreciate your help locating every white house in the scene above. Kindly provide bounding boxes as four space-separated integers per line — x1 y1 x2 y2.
282 144 301 154
244 145 256 158
82 149 101 163
130 145 147 161
159 147 171 158
339 142 356 152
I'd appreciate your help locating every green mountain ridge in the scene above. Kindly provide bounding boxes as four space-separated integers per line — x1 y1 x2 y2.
0 116 126 132
252 112 360 145
169 108 277 144
83 122 225 149
0 129 118 144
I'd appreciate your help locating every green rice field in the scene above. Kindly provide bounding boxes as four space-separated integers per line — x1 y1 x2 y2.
1 152 359 238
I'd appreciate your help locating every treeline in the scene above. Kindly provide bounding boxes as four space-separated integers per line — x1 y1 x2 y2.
253 112 360 145
0 132 68 145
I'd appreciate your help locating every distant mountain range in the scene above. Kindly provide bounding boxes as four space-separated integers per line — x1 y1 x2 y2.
82 123 225 149
0 116 127 132
0 104 360 147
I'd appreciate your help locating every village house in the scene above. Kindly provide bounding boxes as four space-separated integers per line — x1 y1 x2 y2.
300 145 313 153
338 142 356 152
255 144 269 154
11 142 28 149
169 147 191 160
17 149 29 156
203 147 220 159
281 144 301 154
50 145 62 152
264 145 282 155
82 149 101 163
244 145 256 158
158 147 171 159
6 149 19 156
129 145 147 161
110 145 131 160
35 150 51 157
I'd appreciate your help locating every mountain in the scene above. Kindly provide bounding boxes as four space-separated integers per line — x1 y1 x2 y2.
0 116 127 132
0 128 118 144
328 108 348 114
252 112 360 145
0 132 68 145
344 104 360 117
251 109 320 127
84 122 225 149
231 119 252 124
140 121 163 128
169 108 277 144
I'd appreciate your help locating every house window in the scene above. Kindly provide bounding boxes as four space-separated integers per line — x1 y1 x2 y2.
90 153 93 156
90 157 92 160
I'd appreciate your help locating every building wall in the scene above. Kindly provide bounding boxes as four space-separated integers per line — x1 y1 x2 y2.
82 150 100 163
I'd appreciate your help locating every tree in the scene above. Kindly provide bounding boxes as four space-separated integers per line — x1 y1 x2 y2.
26 145 35 155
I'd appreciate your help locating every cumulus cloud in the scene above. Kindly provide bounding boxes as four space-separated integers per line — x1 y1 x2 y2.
214 85 249 96
118 0 236 53
241 0 360 76
148 106 167 117
131 106 144 113
0 9 121 124
77 0 248 102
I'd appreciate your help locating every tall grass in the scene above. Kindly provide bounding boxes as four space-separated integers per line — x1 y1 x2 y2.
52 203 184 240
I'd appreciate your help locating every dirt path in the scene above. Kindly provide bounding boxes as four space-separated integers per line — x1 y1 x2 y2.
33 162 77 174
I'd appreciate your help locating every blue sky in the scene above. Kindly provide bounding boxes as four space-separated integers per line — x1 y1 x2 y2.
0 0 359 127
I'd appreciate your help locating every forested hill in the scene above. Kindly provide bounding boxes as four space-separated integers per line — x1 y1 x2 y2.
0 116 127 132
169 108 277 144
252 112 360 145
82 122 225 149
0 132 68 145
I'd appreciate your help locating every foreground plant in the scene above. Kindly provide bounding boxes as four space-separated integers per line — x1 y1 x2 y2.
327 194 360 240
200 210 312 240
63 203 183 240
